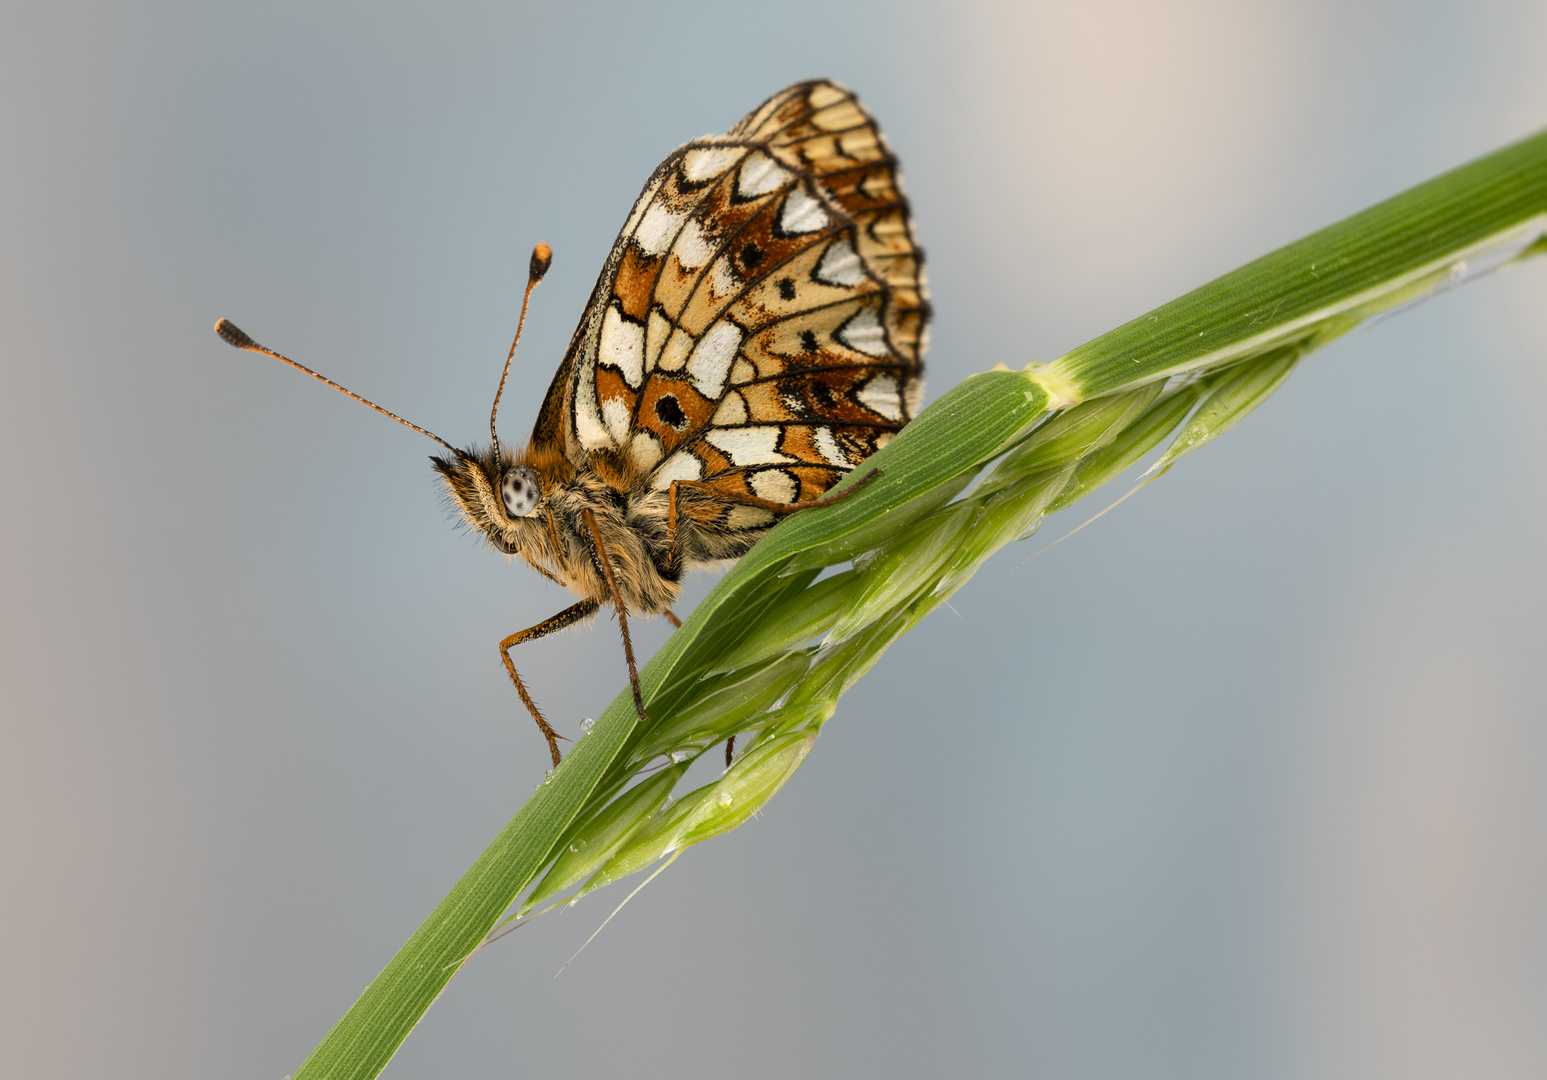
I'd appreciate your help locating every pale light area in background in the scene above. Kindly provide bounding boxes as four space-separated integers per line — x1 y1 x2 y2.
1291 555 1546 1079
928 0 1322 309
1 0 1544 1077
922 16 1547 1071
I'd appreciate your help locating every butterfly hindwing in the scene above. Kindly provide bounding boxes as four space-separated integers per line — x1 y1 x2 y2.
729 80 929 368
538 79 927 537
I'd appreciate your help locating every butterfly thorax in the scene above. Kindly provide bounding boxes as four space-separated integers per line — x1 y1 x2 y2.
432 445 699 615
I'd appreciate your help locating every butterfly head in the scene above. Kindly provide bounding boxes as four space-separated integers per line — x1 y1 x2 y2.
430 446 553 555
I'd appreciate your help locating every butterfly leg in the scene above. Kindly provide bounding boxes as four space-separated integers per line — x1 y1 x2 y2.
771 467 883 515
665 480 694 573
725 734 735 768
580 508 650 725
500 597 602 767
664 609 683 629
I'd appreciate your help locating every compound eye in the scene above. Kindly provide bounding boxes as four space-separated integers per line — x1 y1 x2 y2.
500 465 541 517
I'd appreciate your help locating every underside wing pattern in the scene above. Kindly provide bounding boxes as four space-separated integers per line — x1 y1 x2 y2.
541 80 928 531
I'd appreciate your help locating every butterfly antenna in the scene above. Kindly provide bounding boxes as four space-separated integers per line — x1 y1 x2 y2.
490 243 553 460
213 318 465 458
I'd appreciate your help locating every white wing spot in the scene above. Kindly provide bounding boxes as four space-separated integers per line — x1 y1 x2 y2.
673 217 715 270
726 505 776 529
808 83 847 109
620 176 665 238
706 426 793 466
779 188 830 235
857 374 903 421
737 151 792 198
814 426 851 467
815 237 866 287
651 451 703 491
629 430 663 471
837 128 878 158
687 321 742 399
708 258 739 299
634 202 683 257
599 305 644 388
602 396 632 445
836 306 890 357
575 377 612 451
682 146 745 182
658 328 693 372
750 469 798 504
645 307 672 371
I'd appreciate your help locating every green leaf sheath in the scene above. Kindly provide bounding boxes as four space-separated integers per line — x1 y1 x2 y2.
292 128 1545 1080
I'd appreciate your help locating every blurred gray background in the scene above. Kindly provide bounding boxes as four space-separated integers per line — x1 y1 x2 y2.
3 1 1545 1077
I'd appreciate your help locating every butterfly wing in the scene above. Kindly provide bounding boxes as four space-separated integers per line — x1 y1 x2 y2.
537 80 927 536
728 80 928 370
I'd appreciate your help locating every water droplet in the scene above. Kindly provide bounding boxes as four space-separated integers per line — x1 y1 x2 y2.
569 838 587 853
579 717 595 734
670 750 687 764
717 791 734 807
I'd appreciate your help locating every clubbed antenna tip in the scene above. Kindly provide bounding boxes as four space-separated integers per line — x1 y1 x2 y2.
214 318 255 350
209 314 463 456
490 243 554 448
529 243 553 284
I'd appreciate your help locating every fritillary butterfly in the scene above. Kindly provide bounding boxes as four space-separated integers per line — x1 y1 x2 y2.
216 80 928 766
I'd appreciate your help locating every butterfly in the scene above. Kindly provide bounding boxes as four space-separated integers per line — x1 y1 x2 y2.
215 79 928 767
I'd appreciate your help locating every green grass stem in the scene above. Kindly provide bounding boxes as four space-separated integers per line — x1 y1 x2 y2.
291 126 1546 1080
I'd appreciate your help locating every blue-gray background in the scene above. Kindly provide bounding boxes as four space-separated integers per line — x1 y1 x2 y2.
4 1 1545 1077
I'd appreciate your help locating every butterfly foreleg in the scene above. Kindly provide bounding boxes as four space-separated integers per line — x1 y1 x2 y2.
500 597 602 767
580 508 650 726
773 467 883 514
666 479 691 573
664 479 725 574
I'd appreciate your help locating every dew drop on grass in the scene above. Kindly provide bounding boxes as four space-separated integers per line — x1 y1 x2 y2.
579 717 595 735
717 791 734 808
670 750 687 764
